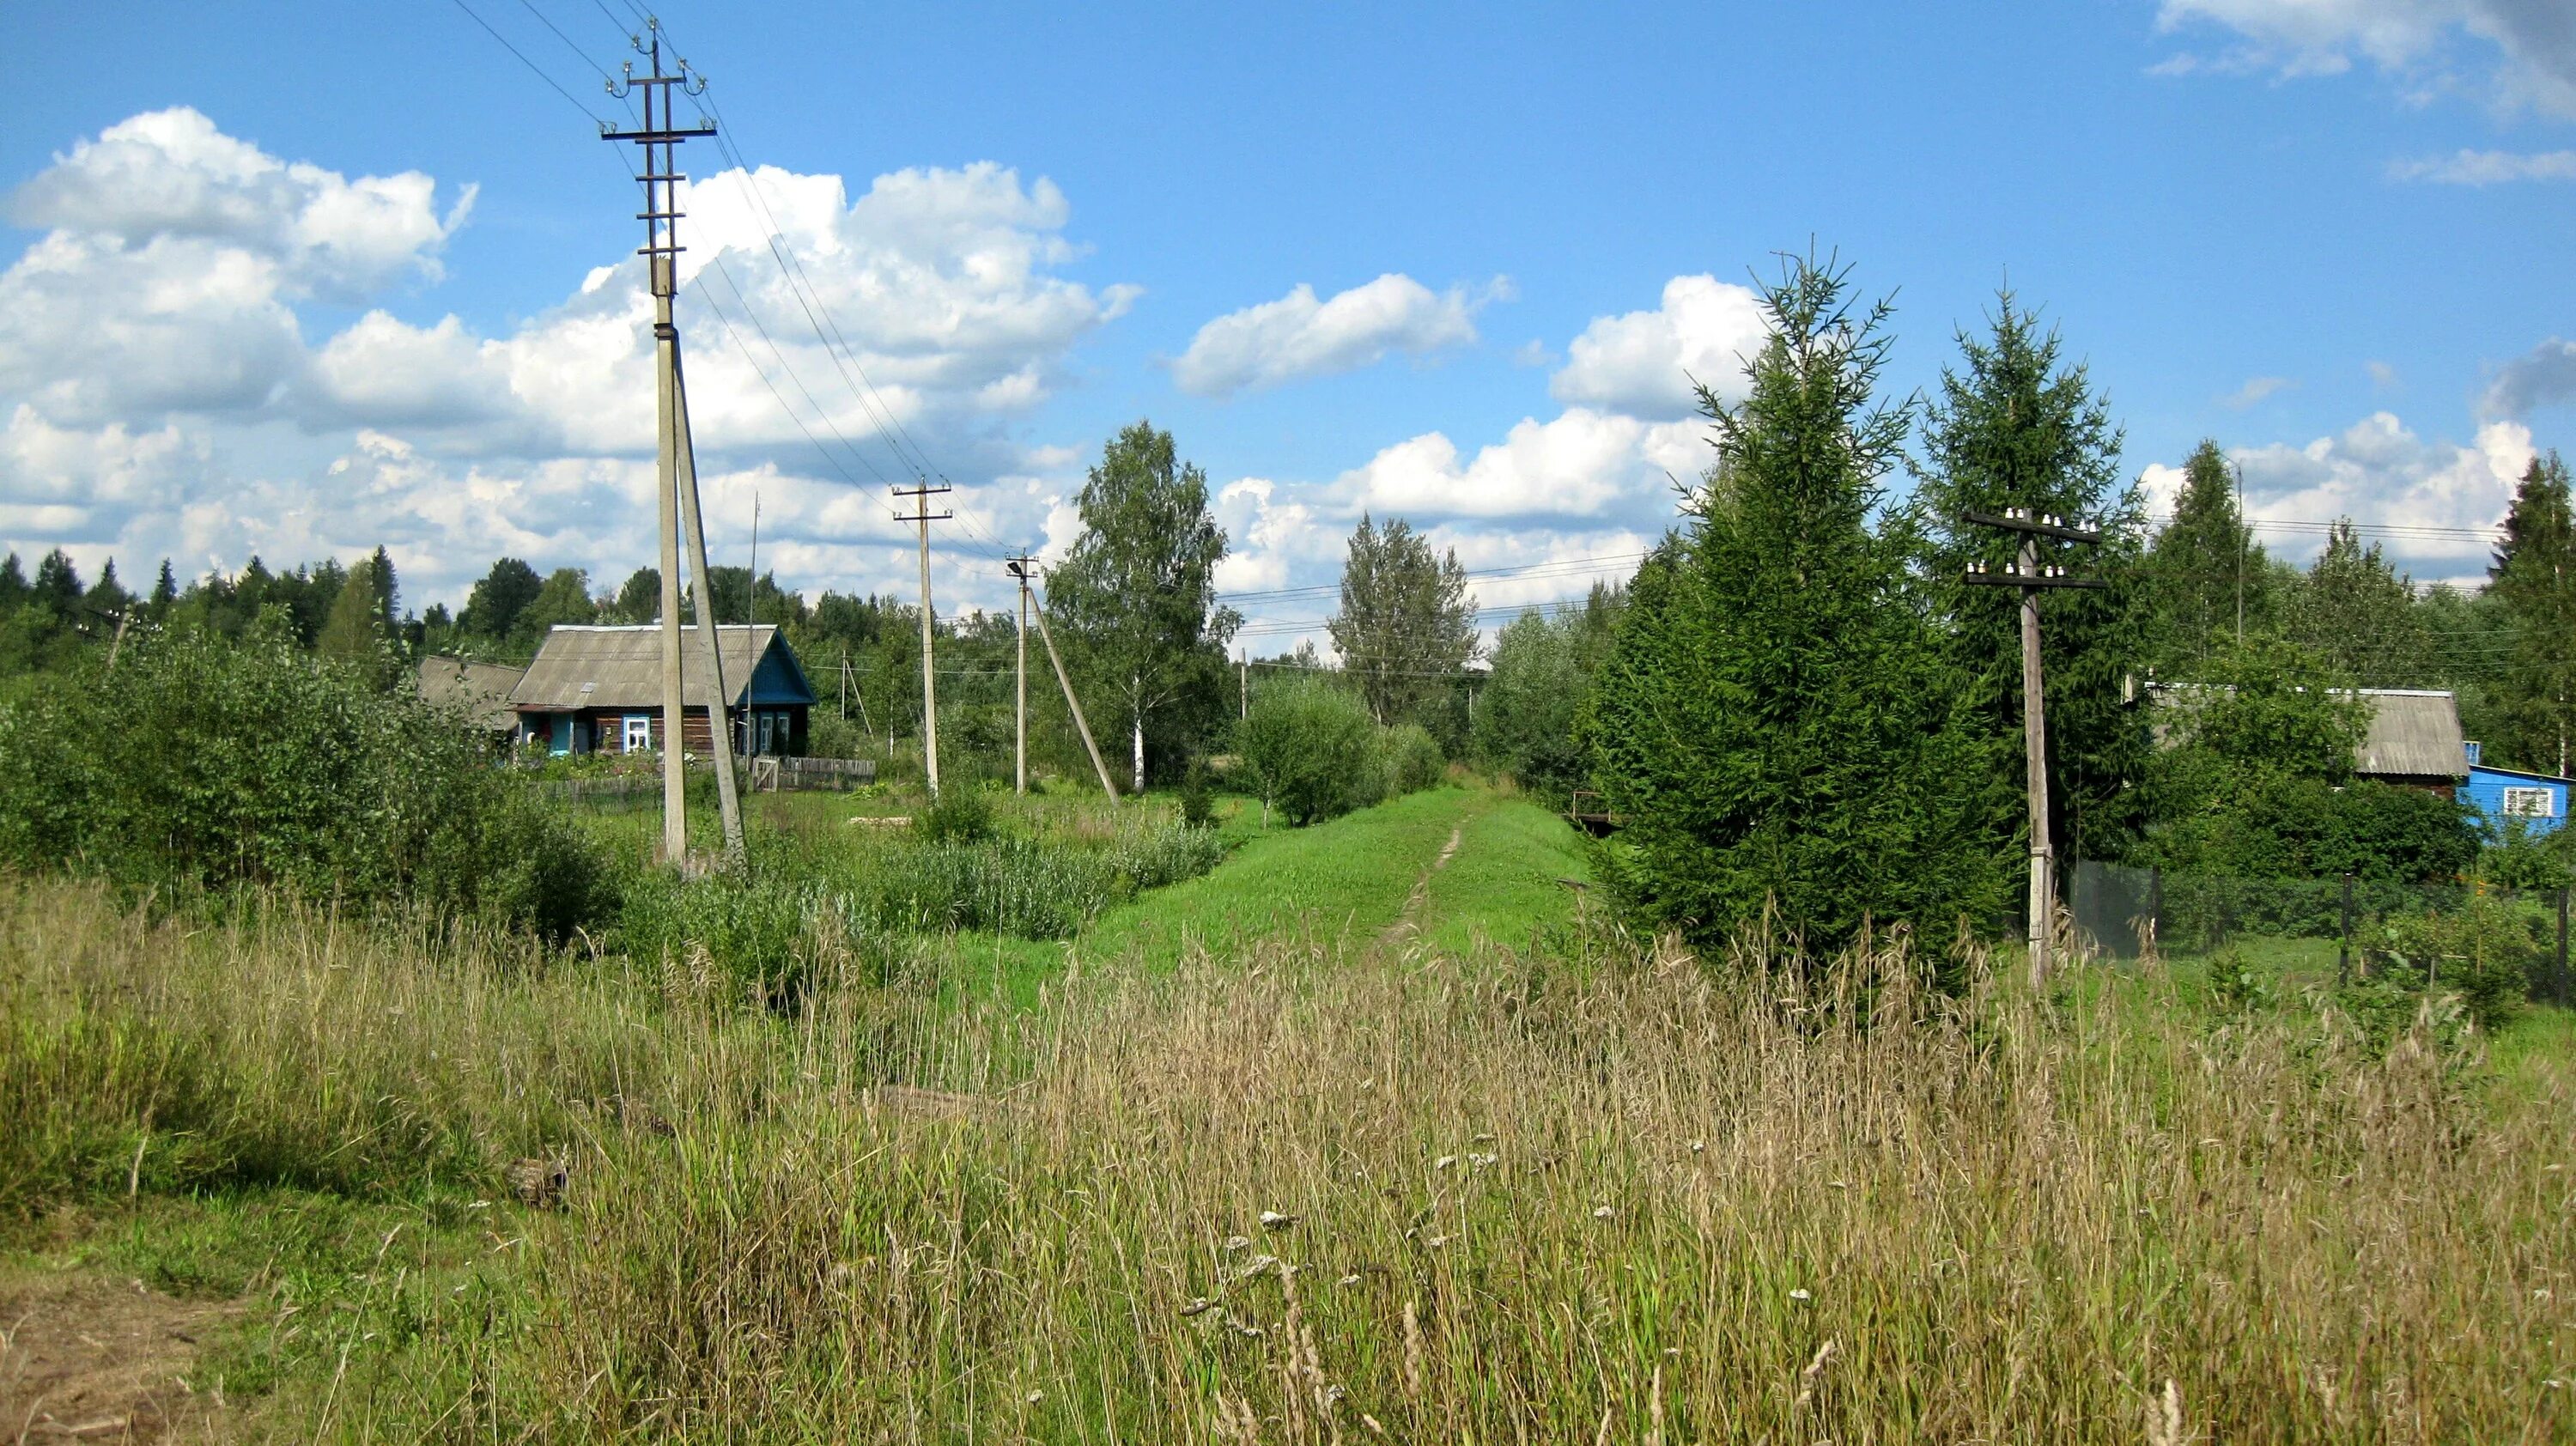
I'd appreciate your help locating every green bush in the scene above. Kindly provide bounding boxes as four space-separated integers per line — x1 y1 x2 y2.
0 620 615 941
1381 723 1445 797
1237 677 1379 826
917 783 999 845
2366 896 2538 1034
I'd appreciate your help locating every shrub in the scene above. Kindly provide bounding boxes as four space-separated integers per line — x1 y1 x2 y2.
2203 945 2271 1014
1178 756 1217 829
0 620 615 940
2366 896 2538 1034
805 711 880 761
917 783 998 845
1237 677 1379 826
1381 723 1444 797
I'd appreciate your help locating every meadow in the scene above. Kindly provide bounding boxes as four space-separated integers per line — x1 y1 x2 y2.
3 781 2573 1442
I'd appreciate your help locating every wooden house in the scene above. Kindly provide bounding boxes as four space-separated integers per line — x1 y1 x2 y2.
415 655 527 744
2463 744 2570 838
510 624 816 757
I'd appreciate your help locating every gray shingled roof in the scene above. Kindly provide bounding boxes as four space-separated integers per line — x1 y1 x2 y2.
2354 689 2469 781
416 655 526 731
2149 684 2468 781
511 625 781 711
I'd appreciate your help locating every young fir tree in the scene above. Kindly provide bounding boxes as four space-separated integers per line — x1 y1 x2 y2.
2488 451 2576 775
1913 293 2149 872
2145 441 2270 674
1327 513 1478 726
318 552 397 687
2288 519 2425 684
147 561 179 621
1583 256 2007 956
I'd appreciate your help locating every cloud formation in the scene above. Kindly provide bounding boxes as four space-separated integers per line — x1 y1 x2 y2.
1549 274 1768 421
1171 273 1490 397
2141 411 2537 580
2220 375 2295 409
2481 337 2576 419
2388 147 2576 181
2156 0 2576 115
0 111 1135 610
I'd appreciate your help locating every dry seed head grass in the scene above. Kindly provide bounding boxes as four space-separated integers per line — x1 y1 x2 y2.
3 877 2571 1443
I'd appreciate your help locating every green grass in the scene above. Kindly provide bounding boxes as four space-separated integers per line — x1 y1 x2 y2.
1413 793 1596 956
939 784 1512 1002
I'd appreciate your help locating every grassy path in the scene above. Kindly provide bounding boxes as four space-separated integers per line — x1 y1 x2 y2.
942 784 1601 1001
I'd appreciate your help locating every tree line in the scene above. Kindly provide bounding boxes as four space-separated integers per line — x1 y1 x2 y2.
9 251 2571 952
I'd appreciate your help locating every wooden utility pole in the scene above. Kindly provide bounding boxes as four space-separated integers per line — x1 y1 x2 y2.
1963 507 2104 988
1024 568 1119 802
1240 649 1249 720
1007 553 1036 794
604 24 721 866
892 482 951 799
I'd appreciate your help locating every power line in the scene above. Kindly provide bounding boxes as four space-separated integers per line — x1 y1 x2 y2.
447 0 618 129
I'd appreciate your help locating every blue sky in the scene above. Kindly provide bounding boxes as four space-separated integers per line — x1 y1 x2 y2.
4 0 2573 644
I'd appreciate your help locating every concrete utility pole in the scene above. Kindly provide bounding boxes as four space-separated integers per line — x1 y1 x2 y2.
604 21 725 867
1963 507 2105 989
1007 553 1036 795
893 482 951 799
1024 566 1120 803
1240 649 1249 720
671 349 745 861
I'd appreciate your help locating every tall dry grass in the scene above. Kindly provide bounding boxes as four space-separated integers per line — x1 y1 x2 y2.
3 877 2572 1441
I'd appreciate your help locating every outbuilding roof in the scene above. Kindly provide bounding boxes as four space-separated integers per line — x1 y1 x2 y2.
2148 684 2469 781
416 655 526 732
511 624 803 712
2353 689 2469 781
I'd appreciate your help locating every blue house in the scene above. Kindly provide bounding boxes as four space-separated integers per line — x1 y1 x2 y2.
2462 742 2570 839
510 624 817 758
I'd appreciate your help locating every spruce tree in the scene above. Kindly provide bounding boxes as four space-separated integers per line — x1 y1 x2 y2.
2288 519 2424 684
2146 441 2269 674
319 553 393 686
1914 293 2148 871
2489 452 2576 775
147 561 179 621
1583 257 2006 955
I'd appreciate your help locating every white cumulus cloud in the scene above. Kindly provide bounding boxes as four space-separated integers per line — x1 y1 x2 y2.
2156 0 2576 115
0 111 1140 611
1171 273 1491 398
2141 411 2537 581
1548 274 1768 421
1336 409 1706 521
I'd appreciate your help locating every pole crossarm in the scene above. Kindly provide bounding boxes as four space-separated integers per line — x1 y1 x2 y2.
1961 568 2108 590
1961 508 2104 545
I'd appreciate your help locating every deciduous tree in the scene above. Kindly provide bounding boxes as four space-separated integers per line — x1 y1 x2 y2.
1046 421 1240 790
1327 513 1478 726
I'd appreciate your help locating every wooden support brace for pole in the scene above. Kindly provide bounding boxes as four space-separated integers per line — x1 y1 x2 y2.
1029 600 1119 803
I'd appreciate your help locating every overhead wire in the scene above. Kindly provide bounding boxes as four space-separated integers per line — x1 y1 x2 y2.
619 8 1030 564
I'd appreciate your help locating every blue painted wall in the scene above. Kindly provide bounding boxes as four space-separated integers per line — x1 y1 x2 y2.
741 636 817 708
2464 763 2569 839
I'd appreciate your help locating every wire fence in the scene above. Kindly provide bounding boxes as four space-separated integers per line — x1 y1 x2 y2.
2069 859 2573 1004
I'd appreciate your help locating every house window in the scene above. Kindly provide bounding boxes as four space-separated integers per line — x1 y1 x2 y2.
2502 786 2557 818
624 714 653 752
